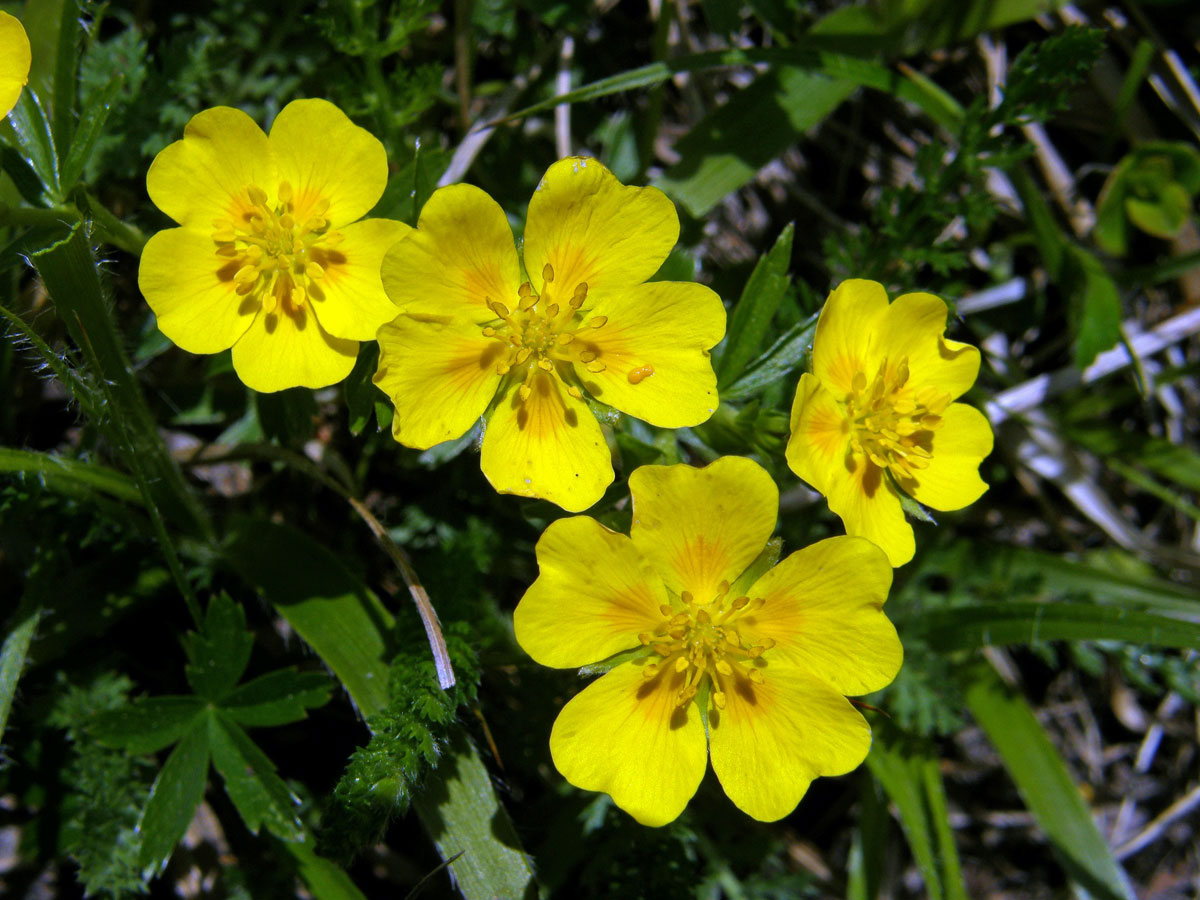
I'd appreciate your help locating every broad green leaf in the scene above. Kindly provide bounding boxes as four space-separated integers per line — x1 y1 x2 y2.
654 67 855 217
0 601 39 747
223 669 333 728
185 594 254 702
410 728 537 900
721 312 819 402
1064 246 1122 369
1125 182 1190 239
0 447 142 505
137 718 210 878
223 516 393 717
912 602 1200 652
92 696 205 755
962 665 1134 900
717 223 794 387
208 711 304 841
285 841 370 900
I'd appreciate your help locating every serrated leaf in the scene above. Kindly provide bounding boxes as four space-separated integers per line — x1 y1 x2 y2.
222 669 333 728
721 312 819 402
961 664 1135 900
93 695 205 755
208 711 304 841
185 594 253 701
136 717 209 878
717 224 794 387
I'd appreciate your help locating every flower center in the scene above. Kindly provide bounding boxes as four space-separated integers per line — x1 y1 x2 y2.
212 182 345 317
638 581 775 711
480 264 653 403
844 356 950 482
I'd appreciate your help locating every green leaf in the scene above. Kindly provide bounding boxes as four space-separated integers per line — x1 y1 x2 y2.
716 223 794 387
223 516 393 717
136 717 210 878
185 594 254 701
961 664 1135 900
912 602 1200 652
0 447 142 505
344 343 383 436
208 711 304 841
92 695 206 755
1125 182 1190 239
654 67 855 217
0 600 39 746
256 388 318 446
223 669 333 728
7 90 61 199
59 71 123 192
285 841 370 900
866 727 966 900
1064 246 1122 369
410 728 537 900
720 312 819 402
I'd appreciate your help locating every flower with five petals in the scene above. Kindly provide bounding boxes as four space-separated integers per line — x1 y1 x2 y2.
514 456 901 825
373 157 725 512
138 99 409 392
0 11 31 119
786 279 993 566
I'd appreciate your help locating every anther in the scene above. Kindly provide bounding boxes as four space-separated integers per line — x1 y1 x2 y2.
587 315 608 328
578 350 596 363
518 383 532 401
715 660 733 677
518 282 532 298
234 265 258 284
642 663 659 680
490 300 511 317
247 185 268 206
305 262 325 280
515 347 532 365
586 361 606 373
674 657 689 673
519 294 538 311
747 669 765 684
557 333 575 345
542 263 555 283
567 386 583 400
496 362 511 375
680 591 694 605
538 358 553 372
482 326 497 337
731 596 749 610
712 691 726 710
277 182 294 204
659 605 674 617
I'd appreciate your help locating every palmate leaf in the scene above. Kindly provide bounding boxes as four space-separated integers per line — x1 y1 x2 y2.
92 695 206 755
223 669 334 728
208 710 304 840
185 593 254 701
136 718 210 879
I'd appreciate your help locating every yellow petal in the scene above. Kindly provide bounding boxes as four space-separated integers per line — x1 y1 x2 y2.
743 536 901 696
785 373 851 496
269 98 387 228
374 314 503 449
381 184 521 319
629 457 777 602
514 516 669 668
811 279 890 395
0 12 31 119
230 303 358 392
147 106 278 229
523 158 678 301
481 370 613 512
572 282 724 427
550 662 707 827
708 666 872 822
877 291 981 399
138 228 256 354
302 218 410 340
903 403 993 511
826 456 915 567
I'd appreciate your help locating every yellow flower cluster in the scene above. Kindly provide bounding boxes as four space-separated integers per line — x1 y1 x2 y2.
138 100 993 828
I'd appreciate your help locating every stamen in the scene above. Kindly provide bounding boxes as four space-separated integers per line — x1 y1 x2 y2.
627 364 655 384
542 263 555 283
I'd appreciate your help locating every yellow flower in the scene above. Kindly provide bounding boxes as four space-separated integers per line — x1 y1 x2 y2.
138 99 409 392
374 157 725 512
786 279 993 567
0 11 31 118
513 456 901 826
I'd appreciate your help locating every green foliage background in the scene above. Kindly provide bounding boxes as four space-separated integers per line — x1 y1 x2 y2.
2 0 1199 898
